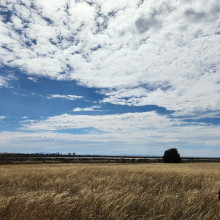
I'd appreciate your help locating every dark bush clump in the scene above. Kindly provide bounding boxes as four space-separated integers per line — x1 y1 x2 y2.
163 148 181 163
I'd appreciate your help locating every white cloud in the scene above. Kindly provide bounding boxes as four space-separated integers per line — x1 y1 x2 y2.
47 94 83 100
173 111 220 118
27 77 38 82
0 0 219 116
19 112 220 147
0 116 5 120
0 111 218 155
73 105 101 112
0 76 8 87
21 116 28 119
0 74 16 88
21 112 175 132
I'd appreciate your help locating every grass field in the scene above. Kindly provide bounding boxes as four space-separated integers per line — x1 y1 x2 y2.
0 163 220 220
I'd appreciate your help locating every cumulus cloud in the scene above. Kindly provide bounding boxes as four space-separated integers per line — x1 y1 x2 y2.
47 94 83 100
135 2 173 33
184 3 220 23
0 0 219 117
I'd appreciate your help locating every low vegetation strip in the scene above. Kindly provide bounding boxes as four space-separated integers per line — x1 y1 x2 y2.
0 163 220 220
1 154 220 164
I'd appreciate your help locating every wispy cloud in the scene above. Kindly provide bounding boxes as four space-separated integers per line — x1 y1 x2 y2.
27 77 38 82
0 76 8 88
19 111 220 146
0 74 16 88
47 94 83 100
0 116 5 120
73 105 101 112
1 111 219 155
20 112 177 132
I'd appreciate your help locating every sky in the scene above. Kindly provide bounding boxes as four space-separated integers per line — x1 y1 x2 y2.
0 0 220 156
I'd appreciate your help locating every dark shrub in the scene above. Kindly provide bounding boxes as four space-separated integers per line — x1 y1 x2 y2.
163 148 181 163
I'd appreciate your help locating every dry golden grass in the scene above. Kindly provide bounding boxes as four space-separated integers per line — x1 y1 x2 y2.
0 163 220 220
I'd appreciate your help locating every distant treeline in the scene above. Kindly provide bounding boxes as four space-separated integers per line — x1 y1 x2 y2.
0 154 161 165
0 153 220 165
0 152 76 158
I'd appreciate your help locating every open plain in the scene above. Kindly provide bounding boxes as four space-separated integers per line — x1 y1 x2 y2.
0 163 220 220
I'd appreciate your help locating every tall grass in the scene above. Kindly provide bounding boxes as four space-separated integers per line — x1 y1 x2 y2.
0 163 220 220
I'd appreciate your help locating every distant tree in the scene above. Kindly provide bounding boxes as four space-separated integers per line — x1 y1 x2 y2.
163 148 181 163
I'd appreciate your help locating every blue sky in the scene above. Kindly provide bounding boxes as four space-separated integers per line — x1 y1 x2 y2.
0 0 220 156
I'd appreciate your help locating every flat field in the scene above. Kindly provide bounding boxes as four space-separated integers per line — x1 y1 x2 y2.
0 163 220 220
